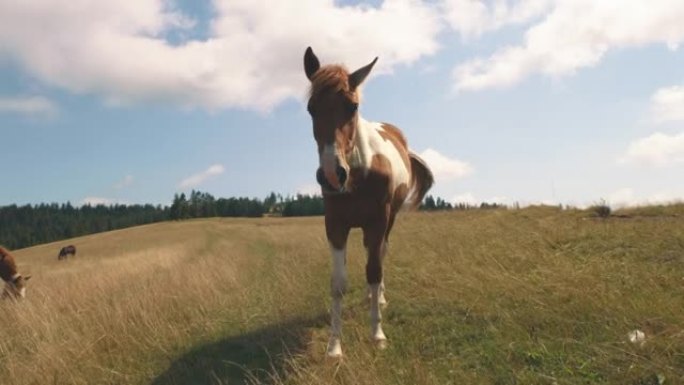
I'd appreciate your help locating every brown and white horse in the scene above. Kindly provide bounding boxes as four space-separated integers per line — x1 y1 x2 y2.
0 246 31 299
303 47 434 357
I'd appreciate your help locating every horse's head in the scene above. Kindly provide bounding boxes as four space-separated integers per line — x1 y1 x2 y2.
304 47 377 193
3 274 31 299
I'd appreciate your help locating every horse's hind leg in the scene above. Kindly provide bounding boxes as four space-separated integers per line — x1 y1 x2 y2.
366 253 388 308
377 209 398 308
367 209 396 307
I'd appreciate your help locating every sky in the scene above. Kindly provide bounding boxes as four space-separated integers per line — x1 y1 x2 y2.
1 0 683 208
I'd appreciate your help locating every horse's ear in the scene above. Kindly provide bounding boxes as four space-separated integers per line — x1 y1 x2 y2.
349 57 378 90
24 275 31 281
304 47 320 81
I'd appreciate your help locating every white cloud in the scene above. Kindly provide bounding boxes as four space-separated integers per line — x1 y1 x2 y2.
295 183 321 196
114 175 134 189
442 0 552 39
419 148 473 182
453 0 684 91
179 164 225 188
0 96 57 115
619 132 684 167
81 197 128 206
606 187 635 208
0 0 441 110
606 187 683 208
651 86 684 123
451 192 509 205
451 192 478 205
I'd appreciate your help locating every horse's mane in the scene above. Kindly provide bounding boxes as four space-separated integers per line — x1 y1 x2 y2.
309 65 350 99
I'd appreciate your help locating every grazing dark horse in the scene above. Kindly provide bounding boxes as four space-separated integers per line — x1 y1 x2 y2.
0 246 31 299
58 245 76 260
303 47 434 357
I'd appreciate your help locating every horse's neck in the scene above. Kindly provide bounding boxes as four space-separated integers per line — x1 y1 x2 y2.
349 116 376 171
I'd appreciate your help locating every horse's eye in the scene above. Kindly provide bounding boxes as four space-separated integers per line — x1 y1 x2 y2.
347 101 358 114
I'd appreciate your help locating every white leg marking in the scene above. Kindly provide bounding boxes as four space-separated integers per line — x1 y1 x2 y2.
327 247 346 358
378 280 387 307
369 283 387 349
375 242 389 307
367 279 388 307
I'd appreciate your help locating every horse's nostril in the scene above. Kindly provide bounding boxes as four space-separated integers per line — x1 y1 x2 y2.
336 166 347 186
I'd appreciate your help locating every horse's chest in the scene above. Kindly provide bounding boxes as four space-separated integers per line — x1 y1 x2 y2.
353 130 410 192
324 193 388 227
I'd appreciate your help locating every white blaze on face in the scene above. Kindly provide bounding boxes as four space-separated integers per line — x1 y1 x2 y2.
320 144 341 190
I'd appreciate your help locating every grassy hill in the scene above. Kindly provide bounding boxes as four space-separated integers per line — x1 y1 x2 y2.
1 206 683 384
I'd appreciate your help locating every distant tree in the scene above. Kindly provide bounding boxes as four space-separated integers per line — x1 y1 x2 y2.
170 193 189 220
264 192 278 214
0 202 170 250
282 194 324 216
2 189 480 250
421 195 437 211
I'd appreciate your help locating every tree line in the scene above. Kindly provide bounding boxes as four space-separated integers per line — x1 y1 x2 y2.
1 190 500 250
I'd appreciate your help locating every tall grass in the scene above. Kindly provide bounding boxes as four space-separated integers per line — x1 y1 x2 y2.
2 207 683 384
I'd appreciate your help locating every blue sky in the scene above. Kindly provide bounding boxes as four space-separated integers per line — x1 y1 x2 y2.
1 0 683 208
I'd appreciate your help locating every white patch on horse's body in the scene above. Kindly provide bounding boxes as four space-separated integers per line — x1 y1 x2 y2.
350 117 410 192
328 246 347 357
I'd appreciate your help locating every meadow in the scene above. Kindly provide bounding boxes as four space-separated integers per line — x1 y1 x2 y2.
1 205 683 385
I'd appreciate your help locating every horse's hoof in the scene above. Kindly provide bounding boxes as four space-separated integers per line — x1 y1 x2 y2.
375 339 388 350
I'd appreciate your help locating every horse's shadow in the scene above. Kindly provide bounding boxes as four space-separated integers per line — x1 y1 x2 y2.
149 313 328 385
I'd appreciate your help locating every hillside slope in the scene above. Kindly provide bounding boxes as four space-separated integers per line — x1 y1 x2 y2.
2 207 683 385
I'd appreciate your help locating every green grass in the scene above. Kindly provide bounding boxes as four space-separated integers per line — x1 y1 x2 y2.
2 205 683 384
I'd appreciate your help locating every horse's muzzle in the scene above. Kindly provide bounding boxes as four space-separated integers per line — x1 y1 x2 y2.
317 167 347 193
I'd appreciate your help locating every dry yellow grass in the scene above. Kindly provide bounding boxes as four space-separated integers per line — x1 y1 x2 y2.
1 207 683 385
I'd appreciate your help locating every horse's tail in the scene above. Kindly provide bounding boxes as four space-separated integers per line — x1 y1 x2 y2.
406 152 434 210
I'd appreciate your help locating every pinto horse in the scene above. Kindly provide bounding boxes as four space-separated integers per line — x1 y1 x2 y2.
58 245 76 260
0 246 31 299
303 47 434 357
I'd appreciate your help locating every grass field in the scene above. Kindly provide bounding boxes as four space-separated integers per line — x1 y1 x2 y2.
1 205 683 385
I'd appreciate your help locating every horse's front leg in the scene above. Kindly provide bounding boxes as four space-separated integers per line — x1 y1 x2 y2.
367 264 388 307
326 223 350 358
364 219 389 349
